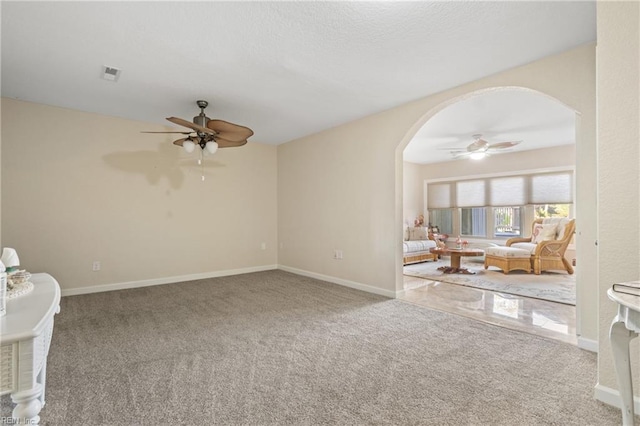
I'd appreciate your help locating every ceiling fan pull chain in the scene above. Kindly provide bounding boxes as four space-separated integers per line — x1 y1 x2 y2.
201 150 205 181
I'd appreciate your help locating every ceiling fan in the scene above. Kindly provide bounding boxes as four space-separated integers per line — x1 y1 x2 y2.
445 134 521 159
143 100 253 155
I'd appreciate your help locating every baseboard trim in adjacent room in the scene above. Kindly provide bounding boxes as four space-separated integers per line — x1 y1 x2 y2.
61 265 279 297
278 265 398 298
394 289 407 298
594 383 640 413
577 336 598 353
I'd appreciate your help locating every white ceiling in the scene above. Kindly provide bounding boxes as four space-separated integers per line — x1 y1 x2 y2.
403 89 577 164
1 2 595 146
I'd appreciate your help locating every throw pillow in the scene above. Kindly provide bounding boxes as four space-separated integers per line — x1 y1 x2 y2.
409 227 428 240
531 223 543 241
533 223 557 243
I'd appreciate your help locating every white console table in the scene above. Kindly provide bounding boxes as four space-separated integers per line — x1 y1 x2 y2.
1 273 61 425
608 287 640 426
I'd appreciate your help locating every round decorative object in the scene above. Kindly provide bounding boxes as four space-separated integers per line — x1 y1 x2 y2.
7 280 34 299
8 270 31 286
7 270 32 299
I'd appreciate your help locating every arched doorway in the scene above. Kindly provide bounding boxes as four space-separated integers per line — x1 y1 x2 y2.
395 86 595 350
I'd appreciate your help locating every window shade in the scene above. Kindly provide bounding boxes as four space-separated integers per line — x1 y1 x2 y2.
427 183 452 209
490 177 527 206
426 170 574 210
456 180 486 207
530 173 573 204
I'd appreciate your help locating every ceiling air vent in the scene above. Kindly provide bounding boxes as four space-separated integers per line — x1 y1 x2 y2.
101 65 121 82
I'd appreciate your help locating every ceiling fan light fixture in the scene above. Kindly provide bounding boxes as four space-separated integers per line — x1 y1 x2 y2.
183 139 196 153
205 141 219 154
470 152 486 160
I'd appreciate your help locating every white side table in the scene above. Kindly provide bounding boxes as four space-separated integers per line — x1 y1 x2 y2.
608 287 640 426
0 273 61 425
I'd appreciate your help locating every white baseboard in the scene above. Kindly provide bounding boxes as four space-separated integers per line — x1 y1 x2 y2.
594 383 640 412
577 336 598 353
61 264 279 297
278 265 399 298
394 289 407 298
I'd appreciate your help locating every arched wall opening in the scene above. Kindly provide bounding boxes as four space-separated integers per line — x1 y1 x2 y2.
395 85 595 350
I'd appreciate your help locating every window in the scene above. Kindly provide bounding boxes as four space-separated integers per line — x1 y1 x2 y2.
534 204 570 218
461 207 486 237
426 170 573 239
494 206 522 237
428 209 453 234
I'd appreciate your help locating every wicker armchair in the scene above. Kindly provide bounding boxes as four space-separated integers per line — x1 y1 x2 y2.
506 218 575 275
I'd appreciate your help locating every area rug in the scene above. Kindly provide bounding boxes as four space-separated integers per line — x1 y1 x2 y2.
404 258 576 305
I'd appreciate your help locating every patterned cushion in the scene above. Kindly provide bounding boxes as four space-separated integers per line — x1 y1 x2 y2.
485 246 531 258
403 240 437 254
533 223 557 243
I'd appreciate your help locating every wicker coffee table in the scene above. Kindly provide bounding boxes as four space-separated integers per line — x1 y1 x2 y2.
430 247 485 274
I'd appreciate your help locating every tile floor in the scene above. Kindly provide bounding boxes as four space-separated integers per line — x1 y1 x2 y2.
400 274 577 346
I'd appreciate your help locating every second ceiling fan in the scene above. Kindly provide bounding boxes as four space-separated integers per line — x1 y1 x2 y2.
446 134 521 159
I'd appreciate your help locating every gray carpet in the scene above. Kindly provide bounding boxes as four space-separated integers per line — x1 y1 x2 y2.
1 270 626 425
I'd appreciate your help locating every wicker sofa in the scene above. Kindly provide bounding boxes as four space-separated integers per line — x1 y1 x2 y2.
403 226 438 265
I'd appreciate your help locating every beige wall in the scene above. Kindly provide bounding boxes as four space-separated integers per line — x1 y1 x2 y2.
596 1 640 402
277 121 398 295
402 161 423 226
1 99 278 291
279 43 597 336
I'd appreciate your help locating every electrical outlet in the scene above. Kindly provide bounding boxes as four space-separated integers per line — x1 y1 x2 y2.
92 261 101 271
261 242 267 250
334 250 343 260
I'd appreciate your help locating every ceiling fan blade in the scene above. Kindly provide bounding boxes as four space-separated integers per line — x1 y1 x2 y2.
487 140 522 149
173 138 190 147
142 131 194 135
166 117 216 135
206 119 254 142
467 138 489 152
216 138 248 148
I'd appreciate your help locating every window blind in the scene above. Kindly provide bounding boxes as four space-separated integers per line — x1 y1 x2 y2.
490 176 527 206
530 173 573 204
427 183 452 209
456 180 485 207
426 171 573 209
